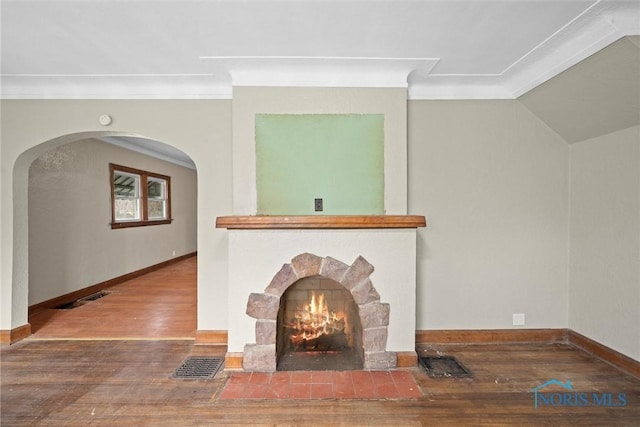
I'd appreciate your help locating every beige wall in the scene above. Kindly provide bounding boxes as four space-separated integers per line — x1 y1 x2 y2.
28 138 197 305
569 125 640 360
1 99 232 331
408 100 570 330
3 97 638 362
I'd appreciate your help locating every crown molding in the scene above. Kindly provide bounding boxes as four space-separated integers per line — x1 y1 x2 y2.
408 0 639 99
501 0 636 98
200 56 439 89
0 75 232 100
1 1 637 100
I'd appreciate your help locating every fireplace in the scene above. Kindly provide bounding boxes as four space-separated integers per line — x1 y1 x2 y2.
217 215 426 372
276 276 364 370
242 252 396 371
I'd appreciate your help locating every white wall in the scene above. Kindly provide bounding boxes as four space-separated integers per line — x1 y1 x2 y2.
227 229 417 353
409 100 570 330
1 100 232 331
569 125 640 360
28 138 197 305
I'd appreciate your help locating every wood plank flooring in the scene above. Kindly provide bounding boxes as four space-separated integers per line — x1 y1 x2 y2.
28 256 197 339
3 256 639 425
2 340 639 426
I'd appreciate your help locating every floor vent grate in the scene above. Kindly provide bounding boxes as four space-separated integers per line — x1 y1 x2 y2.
419 355 472 378
172 356 224 380
54 291 110 309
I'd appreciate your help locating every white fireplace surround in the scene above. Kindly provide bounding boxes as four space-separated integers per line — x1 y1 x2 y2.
224 225 420 371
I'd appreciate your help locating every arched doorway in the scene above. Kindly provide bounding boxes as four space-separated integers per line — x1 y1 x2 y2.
19 132 198 340
1 100 233 346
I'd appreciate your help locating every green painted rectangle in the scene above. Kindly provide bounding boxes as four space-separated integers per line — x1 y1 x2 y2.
256 114 384 215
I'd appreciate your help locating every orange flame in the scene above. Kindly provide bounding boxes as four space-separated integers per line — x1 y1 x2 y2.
288 291 345 346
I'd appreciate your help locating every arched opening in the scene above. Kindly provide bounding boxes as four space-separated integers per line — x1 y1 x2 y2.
18 132 198 339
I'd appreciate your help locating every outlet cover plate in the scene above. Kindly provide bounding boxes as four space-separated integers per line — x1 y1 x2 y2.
513 313 525 326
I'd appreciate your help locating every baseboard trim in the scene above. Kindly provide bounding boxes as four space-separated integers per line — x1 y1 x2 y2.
225 352 244 370
568 330 640 379
396 351 417 368
415 328 568 344
0 323 32 344
416 328 639 379
28 252 197 317
195 330 228 345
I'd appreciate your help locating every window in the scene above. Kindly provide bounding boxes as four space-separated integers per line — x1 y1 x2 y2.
110 163 171 229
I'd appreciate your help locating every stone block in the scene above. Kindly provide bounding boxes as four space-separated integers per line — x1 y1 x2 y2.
265 263 299 297
242 344 276 372
246 293 279 320
358 302 390 328
255 320 276 345
341 255 374 290
362 326 388 352
291 253 323 278
364 351 397 370
319 256 349 282
350 279 380 305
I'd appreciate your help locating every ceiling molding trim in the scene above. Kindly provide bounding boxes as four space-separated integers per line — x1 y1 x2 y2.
200 56 439 88
0 75 232 100
2 1 638 101
506 27 623 98
408 80 513 100
503 1 632 98
408 0 640 100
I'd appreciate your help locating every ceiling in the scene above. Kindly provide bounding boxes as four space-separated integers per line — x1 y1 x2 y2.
97 136 197 170
2 0 639 100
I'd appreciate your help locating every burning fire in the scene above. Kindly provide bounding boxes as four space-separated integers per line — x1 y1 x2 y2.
288 291 346 348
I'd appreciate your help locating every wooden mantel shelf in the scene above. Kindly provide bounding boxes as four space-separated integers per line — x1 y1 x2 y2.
216 215 426 230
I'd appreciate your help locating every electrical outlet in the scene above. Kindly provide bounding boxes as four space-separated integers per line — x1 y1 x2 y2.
314 198 323 212
513 313 525 326
172 250 176 257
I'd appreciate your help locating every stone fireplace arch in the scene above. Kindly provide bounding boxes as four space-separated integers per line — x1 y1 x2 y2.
243 253 396 371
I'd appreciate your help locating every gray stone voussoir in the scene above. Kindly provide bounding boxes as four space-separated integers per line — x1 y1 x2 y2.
265 263 299 297
291 253 323 278
246 292 279 320
319 256 349 282
358 302 390 329
341 255 374 290
350 279 380 305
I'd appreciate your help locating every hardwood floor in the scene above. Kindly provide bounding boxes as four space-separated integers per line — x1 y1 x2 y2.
2 340 639 426
28 256 197 339
3 256 639 425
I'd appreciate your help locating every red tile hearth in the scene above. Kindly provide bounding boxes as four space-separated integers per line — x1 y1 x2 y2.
218 370 423 400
